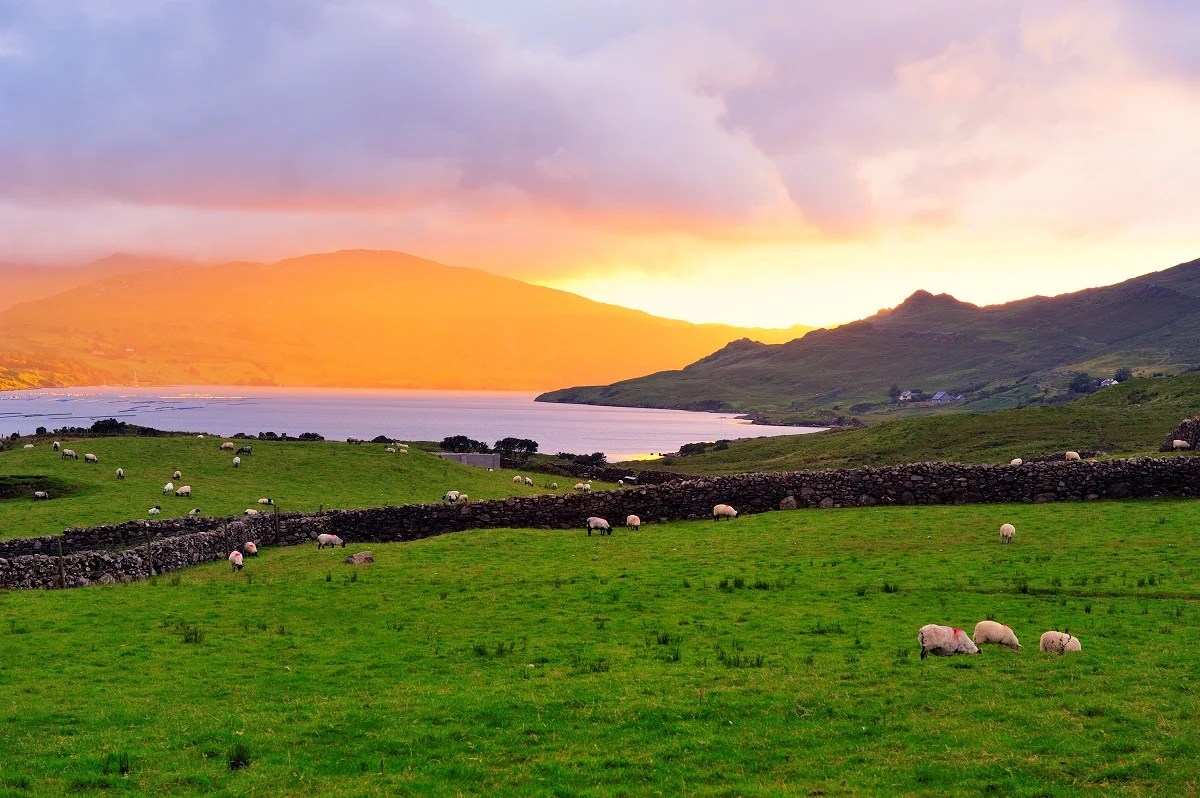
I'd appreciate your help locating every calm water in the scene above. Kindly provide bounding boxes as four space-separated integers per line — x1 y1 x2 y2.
0 386 821 461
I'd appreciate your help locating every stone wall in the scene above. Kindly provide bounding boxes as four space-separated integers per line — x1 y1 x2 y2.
1160 418 1200 452
4 456 1200 589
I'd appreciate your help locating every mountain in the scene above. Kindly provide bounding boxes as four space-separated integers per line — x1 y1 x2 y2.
536 257 1200 421
0 254 198 312
0 250 813 391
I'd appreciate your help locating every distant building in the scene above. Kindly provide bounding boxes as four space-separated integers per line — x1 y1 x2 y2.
899 390 914 402
434 452 502 469
1100 378 1119 387
930 391 950 404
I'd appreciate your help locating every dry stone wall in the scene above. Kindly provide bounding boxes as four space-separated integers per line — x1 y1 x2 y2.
4 456 1200 590
1161 418 1200 452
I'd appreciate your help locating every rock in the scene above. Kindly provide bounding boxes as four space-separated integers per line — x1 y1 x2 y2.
779 496 798 510
819 497 835 509
345 551 374 565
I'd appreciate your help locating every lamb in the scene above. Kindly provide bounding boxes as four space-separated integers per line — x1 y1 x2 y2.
713 504 738 521
61 448 78 460
257 498 273 505
232 456 241 468
163 481 175 495
317 533 345 549
175 485 191 497
917 624 981 659
229 550 244 571
626 514 641 531
586 516 612 536
1172 439 1191 450
236 445 253 455
1065 451 1081 461
972 620 1020 651
32 490 50 500
1000 523 1015 544
23 443 34 449
52 441 60 451
244 508 259 515
187 507 200 517
1010 458 1023 466
444 490 461 502
524 476 533 487
220 441 235 451
243 541 258 557
148 505 161 515
1039 631 1082 654
115 468 125 480
83 453 98 463
173 469 182 480
513 475 523 485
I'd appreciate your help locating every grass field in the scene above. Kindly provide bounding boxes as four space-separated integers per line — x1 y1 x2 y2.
0 437 611 540
2 499 1198 796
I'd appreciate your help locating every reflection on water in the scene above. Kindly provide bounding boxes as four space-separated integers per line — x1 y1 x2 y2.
0 386 823 460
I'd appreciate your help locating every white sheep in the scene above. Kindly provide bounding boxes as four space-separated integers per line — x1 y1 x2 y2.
549 482 558 490
513 475 523 485
1065 451 1081 461
175 485 191 497
257 497 273 505
23 443 34 449
573 482 585 491
220 441 235 451
1039 631 1082 654
524 477 534 487
1172 439 1190 450
626 514 641 531
385 447 396 453
148 505 161 516
443 490 460 502
972 620 1020 651
115 467 125 480
232 456 241 468
1000 523 1015 544
163 481 175 495
84 453 98 463
229 550 243 571
713 504 738 521
244 508 259 515
1010 458 1023 466
586 516 611 536
187 507 200 517
582 482 592 493
458 493 469 504
52 441 60 451
61 448 78 460
32 490 50 500
317 533 345 549
618 479 624 486
917 624 981 659
243 541 258 557
173 469 182 480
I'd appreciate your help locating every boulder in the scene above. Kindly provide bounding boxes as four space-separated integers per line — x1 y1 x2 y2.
345 551 374 565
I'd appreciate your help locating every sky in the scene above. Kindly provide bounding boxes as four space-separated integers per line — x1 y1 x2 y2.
1 0 1198 328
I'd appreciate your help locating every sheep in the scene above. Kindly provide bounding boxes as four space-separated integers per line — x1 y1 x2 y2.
549 482 558 490
61 448 78 460
1000 523 1015 544
83 453 98 463
626 514 641 531
385 447 396 453
582 482 592 493
23 443 34 449
236 445 253 455
1172 439 1191 450
172 469 182 480
713 504 738 521
32 490 50 500
243 541 258 557
244 508 259 515
1010 458 1023 466
917 624 981 659
586 516 612 536
115 467 125 480
524 477 533 487
187 507 200 517
232 456 241 468
443 490 461 502
163 481 175 495
317 533 345 549
458 494 469 504
52 441 60 451
1065 451 1081 461
229 550 244 571
618 479 624 486
257 497 273 505
573 482 585 491
972 620 1020 651
175 485 192 497
220 441 235 451
1039 631 1082 654
148 505 161 516
513 475 523 485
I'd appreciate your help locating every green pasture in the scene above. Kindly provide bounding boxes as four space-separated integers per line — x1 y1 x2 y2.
0 437 601 539
2 499 1198 796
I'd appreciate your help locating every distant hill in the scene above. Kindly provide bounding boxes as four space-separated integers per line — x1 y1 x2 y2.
0 250 813 391
0 254 197 312
537 256 1200 421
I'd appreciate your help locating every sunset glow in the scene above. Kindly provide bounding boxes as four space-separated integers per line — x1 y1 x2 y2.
2 1 1198 327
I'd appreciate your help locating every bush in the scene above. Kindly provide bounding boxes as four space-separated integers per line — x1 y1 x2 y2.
440 435 490 453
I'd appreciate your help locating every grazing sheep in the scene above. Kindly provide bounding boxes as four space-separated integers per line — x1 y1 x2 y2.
1172 439 1191 450
444 490 461 502
175 485 191 497
618 479 624 486
172 469 182 480
243 541 258 557
163 481 175 495
257 498 273 505
972 620 1020 651
713 504 738 521
61 448 78 460
220 441 235 451
244 508 259 515
513 475 523 485
317 533 345 549
232 456 241 468
236 445 253 455
52 441 60 451
33 490 50 500
229 550 244 571
1065 451 1081 461
148 505 161 516
1010 458 1023 466
582 482 592 493
385 447 396 453
187 507 200 517
23 443 34 449
626 514 641 531
524 476 533 487
1039 631 1082 654
917 624 981 659
115 467 125 480
83 453 98 463
1000 523 1015 544
573 482 585 491
586 516 612 536
549 482 558 490
459 494 470 504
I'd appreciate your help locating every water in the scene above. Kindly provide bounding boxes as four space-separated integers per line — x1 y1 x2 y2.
0 386 822 461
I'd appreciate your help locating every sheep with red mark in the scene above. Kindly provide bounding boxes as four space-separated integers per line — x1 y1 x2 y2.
229 551 243 571
243 541 258 557
626 514 641 531
917 624 980 659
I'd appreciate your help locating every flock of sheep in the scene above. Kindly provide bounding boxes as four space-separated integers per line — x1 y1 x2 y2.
918 623 1082 658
